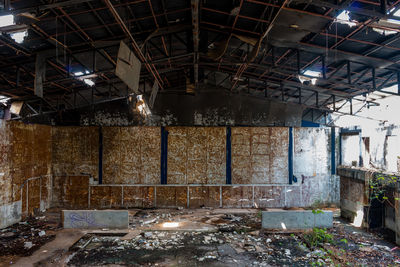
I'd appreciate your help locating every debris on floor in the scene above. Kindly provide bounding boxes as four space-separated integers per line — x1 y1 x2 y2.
2 208 400 266
0 213 60 265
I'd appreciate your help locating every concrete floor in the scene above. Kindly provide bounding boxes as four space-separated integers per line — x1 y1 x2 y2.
2 208 400 266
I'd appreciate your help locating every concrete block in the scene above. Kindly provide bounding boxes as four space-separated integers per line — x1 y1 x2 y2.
0 201 22 229
262 210 333 230
63 210 129 229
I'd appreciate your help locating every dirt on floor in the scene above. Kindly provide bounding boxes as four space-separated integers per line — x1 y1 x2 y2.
1 208 400 266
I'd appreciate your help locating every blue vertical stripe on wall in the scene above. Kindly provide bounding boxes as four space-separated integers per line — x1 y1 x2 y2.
331 127 336 175
226 127 232 184
288 127 293 184
98 127 103 184
160 127 168 184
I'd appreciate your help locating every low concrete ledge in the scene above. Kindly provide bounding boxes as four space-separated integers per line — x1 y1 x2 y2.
62 210 129 229
262 210 333 230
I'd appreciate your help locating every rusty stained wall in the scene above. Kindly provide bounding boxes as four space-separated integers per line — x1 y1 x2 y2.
52 126 98 179
102 127 160 184
52 175 90 208
231 127 288 184
166 127 226 185
9 122 52 216
0 120 11 206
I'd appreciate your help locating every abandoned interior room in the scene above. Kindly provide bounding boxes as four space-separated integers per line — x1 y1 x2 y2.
1 0 400 266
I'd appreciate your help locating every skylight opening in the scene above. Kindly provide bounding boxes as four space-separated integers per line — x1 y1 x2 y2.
387 18 400 25
372 27 397 36
73 71 84 76
83 78 95 87
0 95 10 104
381 84 398 93
303 70 322 78
335 10 357 27
10 30 27 43
0 14 14 27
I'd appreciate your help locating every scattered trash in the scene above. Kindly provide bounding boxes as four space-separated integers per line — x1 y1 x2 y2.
24 242 33 249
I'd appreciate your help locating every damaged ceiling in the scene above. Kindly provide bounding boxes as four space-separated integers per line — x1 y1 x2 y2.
0 0 400 121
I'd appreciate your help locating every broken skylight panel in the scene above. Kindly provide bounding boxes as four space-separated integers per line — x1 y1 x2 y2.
335 10 357 27
10 30 27 43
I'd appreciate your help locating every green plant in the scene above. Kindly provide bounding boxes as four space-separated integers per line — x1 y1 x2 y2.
304 228 333 248
366 174 400 228
312 209 324 215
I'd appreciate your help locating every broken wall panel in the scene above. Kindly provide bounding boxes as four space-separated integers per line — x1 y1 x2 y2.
52 127 98 180
102 127 160 184
167 127 226 185
231 127 288 184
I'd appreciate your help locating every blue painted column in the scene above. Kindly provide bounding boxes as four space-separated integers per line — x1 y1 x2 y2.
331 127 336 175
288 127 293 184
160 127 168 184
226 127 232 184
98 127 103 184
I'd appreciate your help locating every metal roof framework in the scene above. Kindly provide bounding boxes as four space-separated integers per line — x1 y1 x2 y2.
0 0 400 121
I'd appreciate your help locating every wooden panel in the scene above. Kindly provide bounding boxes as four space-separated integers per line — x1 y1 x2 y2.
167 127 226 185
123 186 154 208
156 186 187 207
232 127 288 184
10 122 52 205
222 186 253 207
52 175 89 208
90 186 122 208
52 126 98 180
188 186 220 208
103 127 160 184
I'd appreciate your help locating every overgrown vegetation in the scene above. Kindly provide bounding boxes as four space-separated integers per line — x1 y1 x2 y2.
303 228 333 248
366 173 399 228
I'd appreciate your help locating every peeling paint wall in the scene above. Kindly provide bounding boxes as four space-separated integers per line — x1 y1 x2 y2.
293 128 338 206
341 126 400 173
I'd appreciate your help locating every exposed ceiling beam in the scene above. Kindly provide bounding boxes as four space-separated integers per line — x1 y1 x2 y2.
0 0 97 15
191 0 200 90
